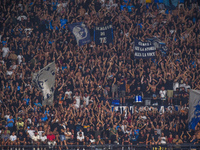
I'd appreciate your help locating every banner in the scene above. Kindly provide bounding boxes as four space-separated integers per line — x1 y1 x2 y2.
134 39 156 59
188 90 200 130
32 62 55 106
94 24 113 45
68 22 91 46
111 105 179 115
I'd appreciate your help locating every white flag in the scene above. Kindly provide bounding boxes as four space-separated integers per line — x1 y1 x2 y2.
32 62 55 106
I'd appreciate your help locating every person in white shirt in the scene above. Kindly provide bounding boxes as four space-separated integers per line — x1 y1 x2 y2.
32 132 40 145
27 126 35 138
160 132 167 145
40 132 47 145
77 132 85 148
73 91 81 108
65 88 72 99
9 132 17 145
159 86 167 99
159 86 167 105
2 43 9 58
17 54 23 65
65 127 72 140
77 129 84 137
83 93 90 106
90 135 96 148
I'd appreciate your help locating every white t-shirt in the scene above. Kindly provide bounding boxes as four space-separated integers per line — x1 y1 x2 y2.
160 136 167 144
65 131 72 140
2 47 9 57
83 96 90 105
77 135 84 142
159 90 167 99
40 135 47 142
4 115 10 120
38 131 44 137
121 125 127 133
140 115 147 120
32 135 40 142
11 64 17 70
10 135 17 141
90 139 95 144
65 91 72 98
17 55 23 64
73 96 81 107
17 15 27 21
6 70 13 76
27 130 35 138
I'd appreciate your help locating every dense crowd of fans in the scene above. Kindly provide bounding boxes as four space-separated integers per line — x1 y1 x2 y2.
0 0 200 149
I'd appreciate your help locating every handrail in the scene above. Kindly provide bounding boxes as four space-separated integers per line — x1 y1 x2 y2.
1 143 200 149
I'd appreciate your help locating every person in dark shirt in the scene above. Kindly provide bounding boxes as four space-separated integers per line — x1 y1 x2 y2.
163 125 170 138
89 126 95 137
181 132 189 143
67 134 76 148
84 127 91 138
84 136 91 150
138 132 146 145
58 122 67 149
122 133 130 150
130 131 137 145
152 130 160 145
170 127 177 138
26 134 32 145
117 127 124 144
145 132 151 148
68 120 75 131
17 131 26 145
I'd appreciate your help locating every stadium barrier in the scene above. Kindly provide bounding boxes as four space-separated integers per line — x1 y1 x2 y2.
1 143 200 150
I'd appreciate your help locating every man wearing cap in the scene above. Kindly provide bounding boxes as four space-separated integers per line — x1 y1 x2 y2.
16 118 24 131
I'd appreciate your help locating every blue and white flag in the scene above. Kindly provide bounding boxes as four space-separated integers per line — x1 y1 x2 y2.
68 22 91 46
147 37 168 56
134 39 156 59
32 62 55 106
188 90 200 130
94 24 113 45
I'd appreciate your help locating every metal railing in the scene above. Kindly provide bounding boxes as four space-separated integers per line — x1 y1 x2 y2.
1 144 200 150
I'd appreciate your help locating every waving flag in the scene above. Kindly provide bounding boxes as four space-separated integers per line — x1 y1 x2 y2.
68 22 91 46
32 62 55 106
188 90 200 130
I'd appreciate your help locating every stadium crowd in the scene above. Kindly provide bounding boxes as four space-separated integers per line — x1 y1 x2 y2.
0 0 200 149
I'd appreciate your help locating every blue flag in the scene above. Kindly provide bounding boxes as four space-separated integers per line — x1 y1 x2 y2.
189 90 200 130
94 24 113 45
68 22 91 46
